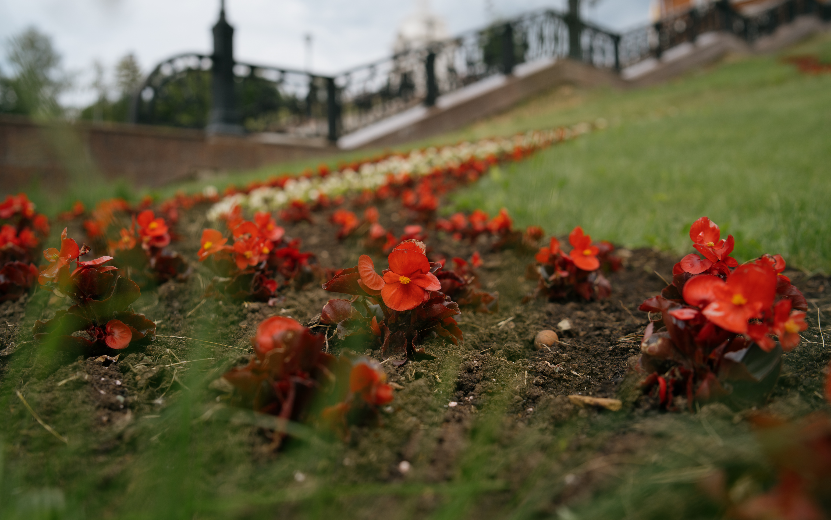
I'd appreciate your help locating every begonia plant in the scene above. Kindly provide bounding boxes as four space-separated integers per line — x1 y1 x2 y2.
526 226 616 302
33 229 155 354
109 210 189 286
222 316 393 446
0 194 50 301
321 240 462 360
637 217 808 410
198 212 318 301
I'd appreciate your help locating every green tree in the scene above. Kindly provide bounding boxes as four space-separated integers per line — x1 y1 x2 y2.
79 53 144 123
0 27 71 117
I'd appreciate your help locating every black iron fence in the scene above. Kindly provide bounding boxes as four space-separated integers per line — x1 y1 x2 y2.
131 54 332 139
131 0 831 142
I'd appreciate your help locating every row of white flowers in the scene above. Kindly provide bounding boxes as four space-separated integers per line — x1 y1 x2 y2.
206 121 603 222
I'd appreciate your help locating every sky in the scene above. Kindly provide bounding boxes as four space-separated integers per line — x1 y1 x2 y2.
0 0 652 107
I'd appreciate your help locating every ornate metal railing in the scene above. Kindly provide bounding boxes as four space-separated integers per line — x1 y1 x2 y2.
332 9 625 136
131 53 333 138
133 0 829 142
618 0 828 65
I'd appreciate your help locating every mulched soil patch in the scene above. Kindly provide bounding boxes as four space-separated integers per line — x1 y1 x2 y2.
1 197 829 518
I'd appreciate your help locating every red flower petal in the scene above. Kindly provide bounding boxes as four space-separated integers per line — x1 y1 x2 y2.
669 308 699 320
388 246 430 277
254 316 304 357
358 255 385 291
381 281 425 311
568 226 591 251
689 217 720 245
349 363 378 393
679 253 713 274
374 384 394 405
136 210 154 228
59 236 79 261
571 253 599 271
682 274 722 308
105 320 132 349
726 263 777 311
408 272 441 291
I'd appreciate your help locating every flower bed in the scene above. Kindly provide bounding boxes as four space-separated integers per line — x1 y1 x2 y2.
0 121 829 519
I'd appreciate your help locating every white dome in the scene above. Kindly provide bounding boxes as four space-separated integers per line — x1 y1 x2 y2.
393 0 448 53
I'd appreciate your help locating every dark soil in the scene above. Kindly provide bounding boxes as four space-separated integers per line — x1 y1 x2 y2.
1 199 829 519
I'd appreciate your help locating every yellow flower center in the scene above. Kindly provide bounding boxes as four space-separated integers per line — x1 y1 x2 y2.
261 247 270 254
706 241 715 247
244 251 252 259
732 293 748 306
148 222 158 230
203 241 213 250
583 249 592 256
399 276 411 285
784 321 800 334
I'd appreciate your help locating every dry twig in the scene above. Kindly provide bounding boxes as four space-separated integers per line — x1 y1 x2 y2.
16 391 68 444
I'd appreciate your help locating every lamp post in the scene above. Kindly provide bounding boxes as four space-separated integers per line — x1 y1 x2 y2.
567 0 583 61
207 0 244 135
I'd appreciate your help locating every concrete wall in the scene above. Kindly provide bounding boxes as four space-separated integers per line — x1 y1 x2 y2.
0 116 334 195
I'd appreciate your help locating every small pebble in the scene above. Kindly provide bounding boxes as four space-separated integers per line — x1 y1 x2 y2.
398 461 411 474
448 402 458 407
557 319 572 331
294 471 306 482
534 330 559 349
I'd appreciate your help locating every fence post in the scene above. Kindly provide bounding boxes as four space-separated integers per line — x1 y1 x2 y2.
612 34 621 72
689 9 699 43
326 77 339 144
425 50 439 106
501 23 516 75
207 3 244 135
653 21 664 59
567 0 583 60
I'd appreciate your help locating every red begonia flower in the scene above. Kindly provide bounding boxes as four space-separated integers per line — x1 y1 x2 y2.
253 316 305 358
198 229 228 261
105 319 132 349
39 228 80 285
358 255 385 291
380 241 440 311
689 216 720 246
535 237 562 264
568 227 600 271
136 210 171 249
364 207 379 224
350 361 394 406
33 214 50 235
487 208 513 234
689 264 777 334
688 217 738 267
111 227 138 252
772 299 807 351
254 212 285 242
233 235 266 270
